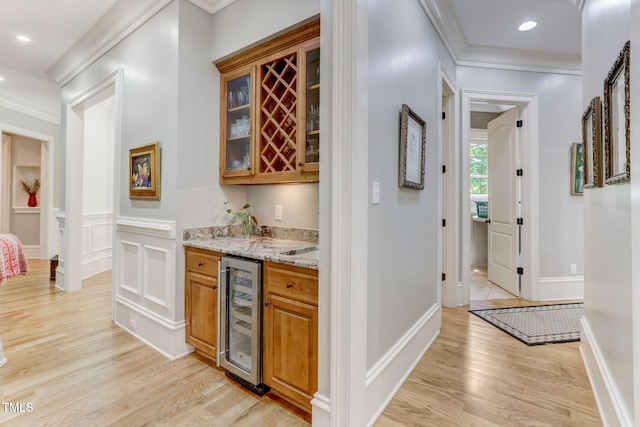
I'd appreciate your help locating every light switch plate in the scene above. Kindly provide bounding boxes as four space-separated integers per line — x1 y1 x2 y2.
274 205 283 221
372 182 380 204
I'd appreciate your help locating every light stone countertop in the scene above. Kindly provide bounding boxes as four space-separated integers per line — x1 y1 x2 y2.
183 236 319 270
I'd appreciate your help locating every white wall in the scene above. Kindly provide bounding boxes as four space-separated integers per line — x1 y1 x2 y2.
457 67 583 279
580 0 635 425
367 0 452 367
83 99 114 214
60 0 188 358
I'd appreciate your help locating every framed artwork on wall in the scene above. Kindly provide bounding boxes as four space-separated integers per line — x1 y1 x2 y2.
582 96 602 189
399 104 426 190
129 142 161 200
604 40 630 185
570 142 584 196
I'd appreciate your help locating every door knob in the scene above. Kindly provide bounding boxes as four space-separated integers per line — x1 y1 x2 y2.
485 219 491 224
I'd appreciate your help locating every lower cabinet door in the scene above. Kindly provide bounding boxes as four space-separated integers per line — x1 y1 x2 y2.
186 272 217 358
264 293 318 412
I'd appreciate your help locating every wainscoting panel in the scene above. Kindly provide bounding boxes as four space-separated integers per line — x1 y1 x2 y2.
120 240 140 296
143 245 170 308
81 213 113 279
115 216 181 358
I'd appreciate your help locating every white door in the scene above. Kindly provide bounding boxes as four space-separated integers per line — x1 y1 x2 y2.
487 108 520 296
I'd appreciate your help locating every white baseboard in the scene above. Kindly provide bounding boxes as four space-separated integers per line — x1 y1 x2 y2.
580 316 633 427
115 296 191 360
54 266 65 291
365 303 441 426
311 393 331 426
81 255 112 280
23 245 41 259
538 276 584 301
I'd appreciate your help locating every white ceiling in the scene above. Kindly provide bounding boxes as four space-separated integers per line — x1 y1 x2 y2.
0 0 582 124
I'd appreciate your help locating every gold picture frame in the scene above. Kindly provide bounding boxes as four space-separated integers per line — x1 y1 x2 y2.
604 41 630 185
399 104 426 190
582 96 602 189
129 142 160 200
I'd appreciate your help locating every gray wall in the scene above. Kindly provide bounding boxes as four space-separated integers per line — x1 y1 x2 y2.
367 0 455 368
457 66 583 278
582 0 634 416
61 1 180 220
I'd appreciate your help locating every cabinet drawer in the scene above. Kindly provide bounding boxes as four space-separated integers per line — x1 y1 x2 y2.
185 249 220 277
264 262 318 306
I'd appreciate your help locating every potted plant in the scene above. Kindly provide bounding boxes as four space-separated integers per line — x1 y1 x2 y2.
224 200 258 236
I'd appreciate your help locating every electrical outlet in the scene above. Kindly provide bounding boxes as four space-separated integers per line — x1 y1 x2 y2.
570 264 577 275
130 319 137 330
274 205 283 221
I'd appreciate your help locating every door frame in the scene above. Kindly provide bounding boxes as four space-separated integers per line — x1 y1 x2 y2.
0 124 55 260
438 63 458 308
62 69 122 293
460 89 539 304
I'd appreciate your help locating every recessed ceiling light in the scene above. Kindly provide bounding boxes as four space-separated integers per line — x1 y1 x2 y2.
518 21 537 32
16 35 31 43
0 77 4 82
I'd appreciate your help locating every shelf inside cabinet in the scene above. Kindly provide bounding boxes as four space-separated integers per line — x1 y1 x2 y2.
308 83 320 91
227 135 250 142
228 104 250 113
306 130 320 136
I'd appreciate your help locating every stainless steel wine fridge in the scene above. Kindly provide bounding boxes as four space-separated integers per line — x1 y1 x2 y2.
218 255 268 395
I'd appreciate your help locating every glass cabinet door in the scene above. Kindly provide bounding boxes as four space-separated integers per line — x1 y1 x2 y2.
226 266 255 374
222 70 254 177
301 44 320 171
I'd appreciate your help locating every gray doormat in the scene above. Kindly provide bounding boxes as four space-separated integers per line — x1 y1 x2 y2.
469 303 584 346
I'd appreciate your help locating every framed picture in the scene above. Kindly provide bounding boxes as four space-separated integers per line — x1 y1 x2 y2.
399 104 426 189
129 142 160 200
604 40 630 185
582 96 602 189
570 142 584 196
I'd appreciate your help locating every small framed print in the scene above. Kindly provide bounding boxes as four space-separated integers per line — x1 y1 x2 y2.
582 96 602 189
570 142 584 196
129 142 160 200
399 104 426 190
604 41 630 185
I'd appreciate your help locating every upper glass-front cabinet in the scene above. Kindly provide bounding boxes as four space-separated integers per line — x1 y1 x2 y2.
302 43 320 172
216 19 320 184
221 69 255 178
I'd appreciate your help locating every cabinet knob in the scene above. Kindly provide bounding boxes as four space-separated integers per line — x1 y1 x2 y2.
298 162 303 167
213 285 217 290
286 282 294 288
198 262 204 267
264 301 271 306
247 166 251 171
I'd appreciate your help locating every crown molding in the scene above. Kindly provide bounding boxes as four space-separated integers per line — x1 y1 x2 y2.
419 0 582 75
48 0 173 87
0 92 60 125
187 0 237 14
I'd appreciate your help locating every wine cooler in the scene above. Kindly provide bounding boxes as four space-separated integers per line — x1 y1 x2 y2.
218 255 268 394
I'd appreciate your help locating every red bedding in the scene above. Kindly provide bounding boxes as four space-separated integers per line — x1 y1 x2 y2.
0 234 28 285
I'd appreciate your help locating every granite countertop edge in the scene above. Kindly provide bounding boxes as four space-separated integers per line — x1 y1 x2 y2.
183 237 319 270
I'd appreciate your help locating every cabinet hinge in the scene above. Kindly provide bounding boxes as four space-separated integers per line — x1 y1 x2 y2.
442 165 446 173
517 267 524 275
516 120 523 128
517 218 523 225
442 111 446 120
442 273 446 281
442 218 446 227
516 169 523 176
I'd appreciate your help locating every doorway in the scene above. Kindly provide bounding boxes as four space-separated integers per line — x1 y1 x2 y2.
460 90 540 305
0 125 55 261
62 70 121 294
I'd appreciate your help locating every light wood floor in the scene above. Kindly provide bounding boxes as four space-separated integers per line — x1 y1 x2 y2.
0 260 309 426
2 261 601 426
376 298 602 426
